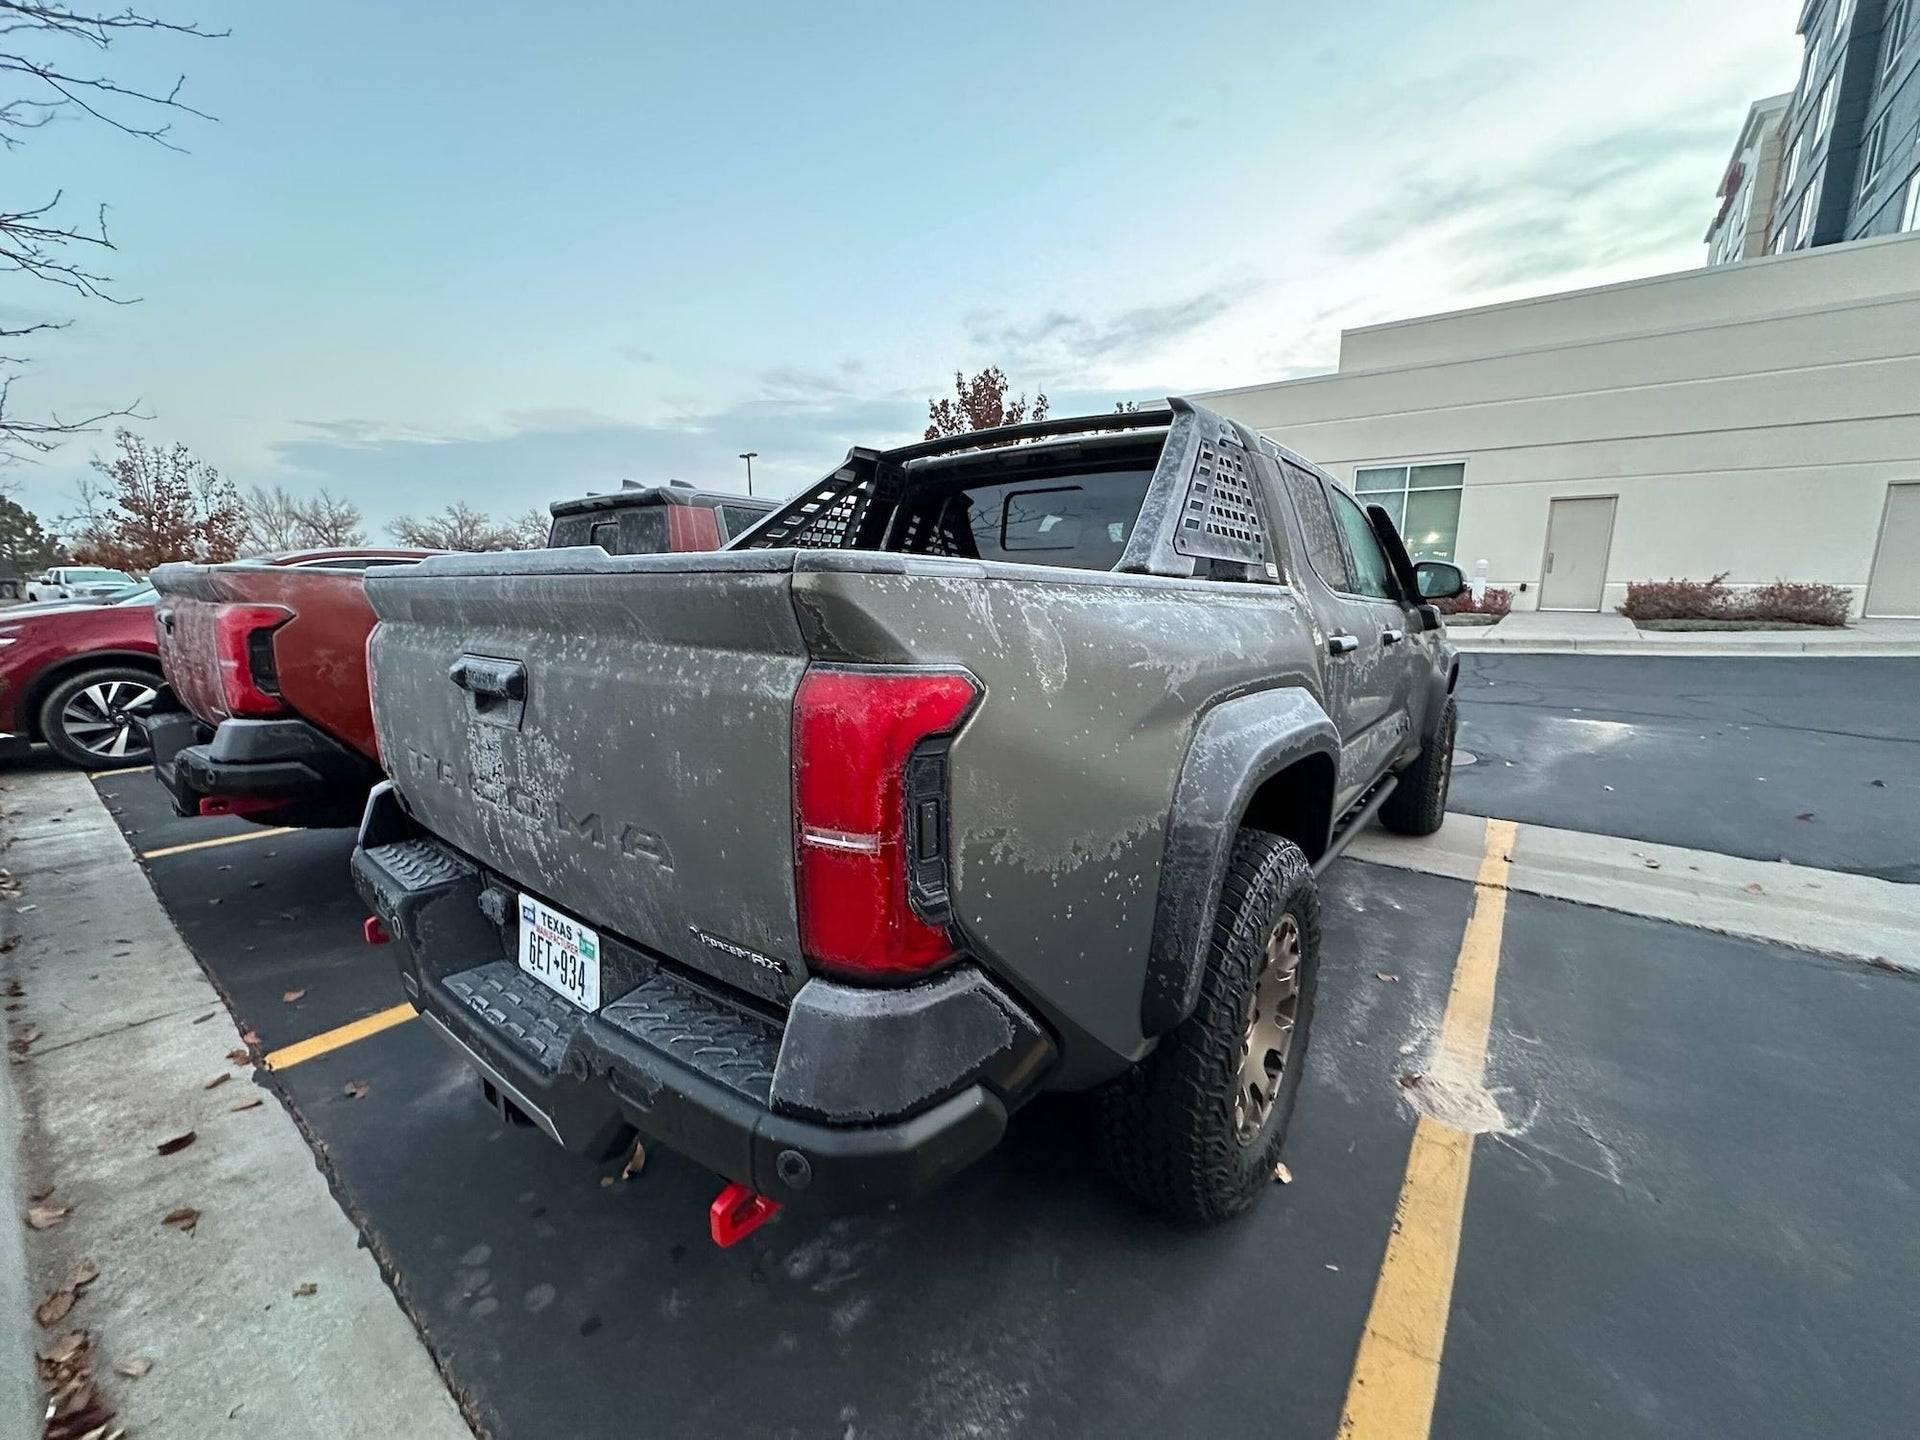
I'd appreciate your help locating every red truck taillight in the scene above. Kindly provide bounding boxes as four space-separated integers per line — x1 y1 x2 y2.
213 603 292 717
792 667 978 978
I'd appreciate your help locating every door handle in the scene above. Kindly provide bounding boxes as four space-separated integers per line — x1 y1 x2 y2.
1327 634 1360 656
1545 551 1555 574
1381 628 1405 645
449 655 527 700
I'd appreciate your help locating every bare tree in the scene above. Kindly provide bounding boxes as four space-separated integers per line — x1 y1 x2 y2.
0 4 224 464
507 506 549 549
289 488 364 547
924 367 1050 440
240 483 307 554
389 503 517 552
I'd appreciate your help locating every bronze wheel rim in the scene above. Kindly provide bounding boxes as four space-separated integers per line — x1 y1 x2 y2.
1232 913 1301 1145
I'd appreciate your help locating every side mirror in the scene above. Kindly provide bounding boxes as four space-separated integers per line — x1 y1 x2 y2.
1414 560 1467 600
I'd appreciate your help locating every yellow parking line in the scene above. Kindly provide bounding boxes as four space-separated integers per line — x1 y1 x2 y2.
140 827 295 860
1338 817 1517 1439
90 763 153 780
264 1003 418 1071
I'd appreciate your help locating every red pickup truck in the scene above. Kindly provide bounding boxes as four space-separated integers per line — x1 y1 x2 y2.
147 485 773 828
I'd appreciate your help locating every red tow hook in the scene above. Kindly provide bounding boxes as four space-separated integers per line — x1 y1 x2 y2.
362 915 391 945
708 1182 780 1248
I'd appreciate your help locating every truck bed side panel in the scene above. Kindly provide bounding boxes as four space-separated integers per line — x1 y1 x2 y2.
790 558 1326 1077
365 553 810 1005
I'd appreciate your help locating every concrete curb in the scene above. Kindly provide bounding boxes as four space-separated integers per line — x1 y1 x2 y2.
1348 813 1919 974
1453 637 1920 657
1 768 473 1440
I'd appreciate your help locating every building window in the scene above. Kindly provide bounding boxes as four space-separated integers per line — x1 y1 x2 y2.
1887 0 1910 75
1834 0 1856 36
1904 169 1920 230
1796 168 1824 246
1772 216 1793 254
1860 117 1888 194
1354 462 1464 563
1783 134 1804 196
1803 31 1826 93
1814 79 1837 145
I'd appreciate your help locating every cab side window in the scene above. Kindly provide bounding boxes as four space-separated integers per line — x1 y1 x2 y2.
1281 464 1350 592
1330 488 1400 602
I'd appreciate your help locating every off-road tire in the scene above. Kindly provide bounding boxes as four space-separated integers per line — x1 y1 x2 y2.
1097 831 1320 1222
1380 697 1455 837
37 664 163 769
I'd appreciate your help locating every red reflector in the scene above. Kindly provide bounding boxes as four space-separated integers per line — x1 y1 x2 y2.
792 668 977 977
213 603 292 718
363 915 391 945
198 795 283 818
709 1182 780 1247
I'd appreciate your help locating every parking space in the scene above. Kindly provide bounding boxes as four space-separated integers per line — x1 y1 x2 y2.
82 735 1920 1440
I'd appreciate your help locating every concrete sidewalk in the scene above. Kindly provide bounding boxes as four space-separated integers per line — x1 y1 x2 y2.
1 767 471 1439
1450 610 1920 656
1349 813 1919 971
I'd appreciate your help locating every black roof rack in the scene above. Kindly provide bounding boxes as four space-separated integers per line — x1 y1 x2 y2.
879 405 1174 466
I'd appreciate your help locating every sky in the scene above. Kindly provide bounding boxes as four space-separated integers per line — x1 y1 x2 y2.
5 0 1804 536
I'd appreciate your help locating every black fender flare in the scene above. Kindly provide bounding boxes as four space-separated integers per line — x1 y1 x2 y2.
1140 687 1339 1037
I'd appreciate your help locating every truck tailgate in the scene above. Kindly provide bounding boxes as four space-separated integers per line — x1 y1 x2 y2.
365 550 810 1004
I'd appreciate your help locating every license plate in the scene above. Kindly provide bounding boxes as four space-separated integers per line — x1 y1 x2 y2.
516 893 600 1011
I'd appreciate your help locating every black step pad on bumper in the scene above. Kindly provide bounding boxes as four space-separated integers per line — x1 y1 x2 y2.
350 785 1055 1208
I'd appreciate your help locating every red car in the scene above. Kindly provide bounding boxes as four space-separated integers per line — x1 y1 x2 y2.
144 548 433 826
145 487 775 828
0 583 166 767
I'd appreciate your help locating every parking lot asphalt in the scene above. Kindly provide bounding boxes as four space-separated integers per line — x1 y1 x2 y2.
79 745 1920 1440
1451 655 1920 881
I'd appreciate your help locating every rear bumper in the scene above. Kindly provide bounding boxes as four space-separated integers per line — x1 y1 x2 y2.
146 710 378 825
350 783 1054 1209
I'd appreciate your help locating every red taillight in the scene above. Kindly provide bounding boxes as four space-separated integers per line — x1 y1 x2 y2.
792 667 978 978
666 504 720 552
213 603 292 717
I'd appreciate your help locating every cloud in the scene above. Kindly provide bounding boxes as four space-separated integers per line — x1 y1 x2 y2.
962 286 1246 385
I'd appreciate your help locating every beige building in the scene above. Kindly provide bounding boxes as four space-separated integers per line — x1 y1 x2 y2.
1705 94 1791 268
1199 231 1920 618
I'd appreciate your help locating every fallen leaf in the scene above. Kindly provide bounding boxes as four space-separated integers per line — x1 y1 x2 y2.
191 1012 215 1024
155 1131 196 1157
114 1356 152 1380
598 1175 615 1188
1272 1162 1293 1184
161 1206 200 1235
240 1030 259 1045
1374 972 1399 983
1324 1263 1340 1272
26 1203 70 1230
1795 812 1816 822
1742 881 1764 895
203 1073 230 1090
292 1282 317 1298
226 1048 250 1066
34 1261 99 1328
620 1139 647 1181
38 1329 88 1368
1642 858 1661 870
2 976 19 994
1398 1072 1424 1090
1870 778 1887 788
342 1080 369 1100
229 1097 263 1113
281 989 305 1003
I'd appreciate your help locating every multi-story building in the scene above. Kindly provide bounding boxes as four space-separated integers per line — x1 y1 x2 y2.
1767 0 1920 255
1706 95 1791 265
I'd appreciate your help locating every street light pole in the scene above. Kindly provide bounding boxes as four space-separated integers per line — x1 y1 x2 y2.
738 451 758 496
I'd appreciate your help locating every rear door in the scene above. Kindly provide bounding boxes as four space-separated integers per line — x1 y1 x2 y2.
365 552 812 1005
1324 485 1418 805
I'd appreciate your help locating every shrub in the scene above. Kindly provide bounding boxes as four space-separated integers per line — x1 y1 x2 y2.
1436 585 1513 616
1618 573 1851 627
1618 574 1731 622
1735 580 1852 627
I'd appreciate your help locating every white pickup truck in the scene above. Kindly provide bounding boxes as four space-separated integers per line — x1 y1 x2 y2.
24 566 137 604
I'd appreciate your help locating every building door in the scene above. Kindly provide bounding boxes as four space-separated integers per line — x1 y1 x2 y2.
1865 483 1920 618
1539 496 1616 611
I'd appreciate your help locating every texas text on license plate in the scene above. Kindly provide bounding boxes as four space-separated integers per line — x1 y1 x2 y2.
516 893 600 1011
